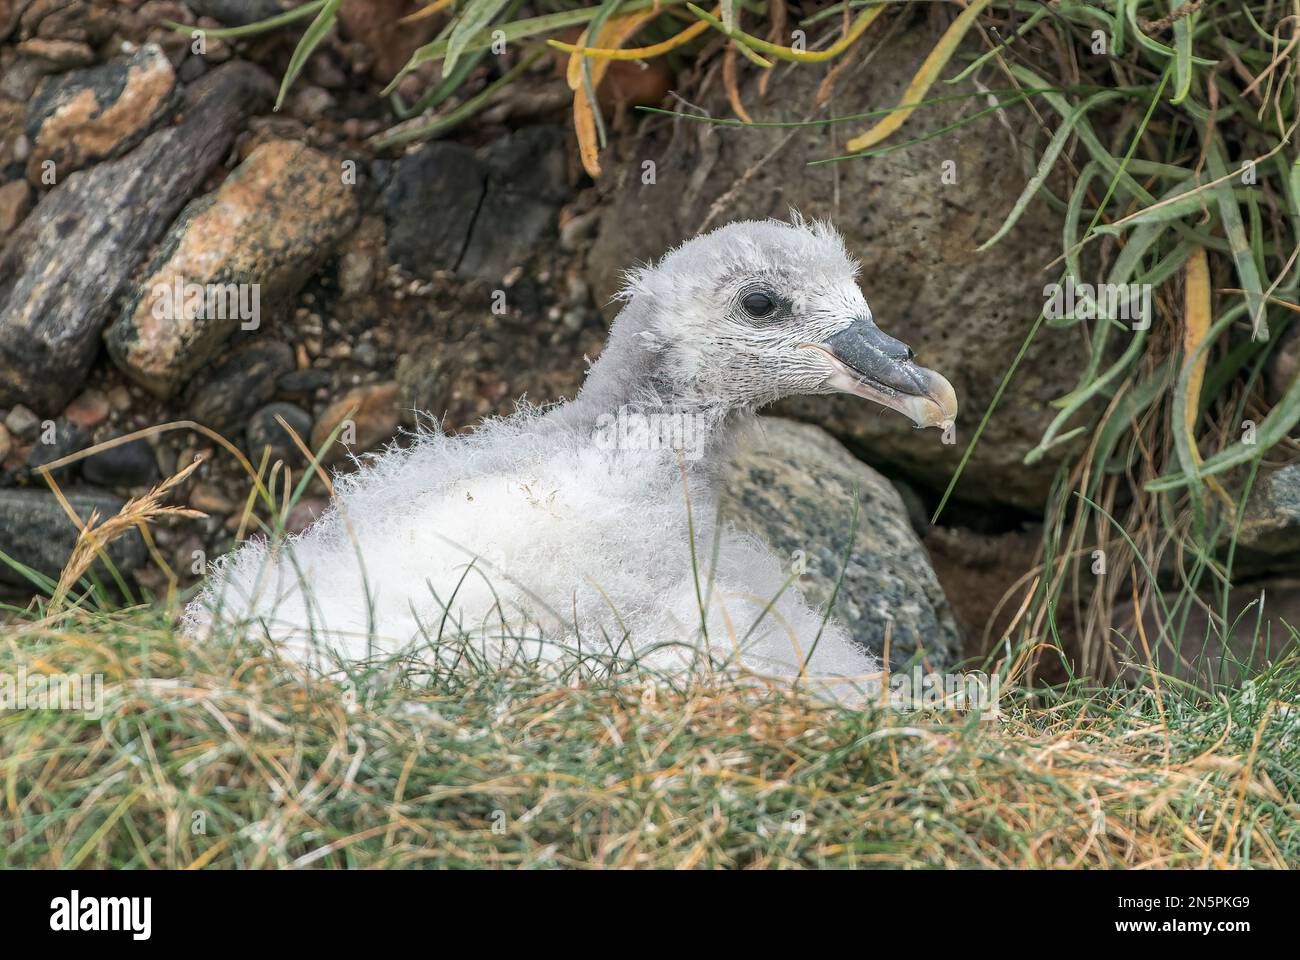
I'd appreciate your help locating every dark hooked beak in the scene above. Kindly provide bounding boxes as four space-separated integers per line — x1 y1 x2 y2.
802 317 957 429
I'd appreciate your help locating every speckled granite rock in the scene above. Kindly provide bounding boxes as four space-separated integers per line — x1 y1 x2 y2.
24 42 175 182
0 62 272 414
0 1 29 41
0 488 144 587
726 417 960 669
105 139 357 397
588 9 1077 512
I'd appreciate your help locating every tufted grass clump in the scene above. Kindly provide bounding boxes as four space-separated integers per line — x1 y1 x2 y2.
1 596 1297 869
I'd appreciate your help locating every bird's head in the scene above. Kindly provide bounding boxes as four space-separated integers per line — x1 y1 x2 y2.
616 217 957 429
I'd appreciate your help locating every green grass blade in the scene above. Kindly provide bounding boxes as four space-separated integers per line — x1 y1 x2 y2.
274 0 341 111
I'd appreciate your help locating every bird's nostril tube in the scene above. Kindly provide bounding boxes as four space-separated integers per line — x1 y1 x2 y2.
877 331 913 363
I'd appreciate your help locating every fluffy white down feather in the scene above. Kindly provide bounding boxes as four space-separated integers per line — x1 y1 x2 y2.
185 411 879 694
184 217 911 700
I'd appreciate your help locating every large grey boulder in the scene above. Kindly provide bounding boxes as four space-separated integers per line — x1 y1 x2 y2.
588 11 1078 511
726 417 960 670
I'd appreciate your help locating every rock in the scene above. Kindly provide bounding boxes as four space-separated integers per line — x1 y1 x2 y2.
184 340 295 433
185 0 288 25
18 0 112 45
62 387 109 431
1266 322 1300 407
176 55 207 84
383 141 483 277
188 481 235 515
587 13 1073 511
277 367 331 399
338 247 374 298
1 0 31 41
25 416 86 476
81 436 158 488
383 126 570 282
24 43 176 183
246 401 312 468
396 336 454 416
172 533 205 579
0 488 146 587
311 381 401 463
725 417 960 669
289 84 334 120
307 53 346 90
924 525 1043 658
0 57 41 100
0 62 274 414
338 0 439 81
0 178 31 234
1233 465 1300 569
352 340 379 368
337 215 383 299
0 96 28 170
106 384 131 413
458 126 570 281
3 403 38 439
105 139 358 397
284 494 328 535
16 37 95 70
559 207 599 252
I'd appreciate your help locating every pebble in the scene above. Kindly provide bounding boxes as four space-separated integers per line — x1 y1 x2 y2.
284 495 329 536
246 401 313 469
25 418 88 476
311 381 401 463
82 436 159 488
63 388 111 431
189 482 236 516
0 179 32 235
107 385 133 413
4 404 40 441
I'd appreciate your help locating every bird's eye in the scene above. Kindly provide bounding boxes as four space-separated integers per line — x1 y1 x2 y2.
741 291 777 320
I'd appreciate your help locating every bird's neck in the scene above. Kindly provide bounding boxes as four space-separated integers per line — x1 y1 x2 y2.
549 298 755 472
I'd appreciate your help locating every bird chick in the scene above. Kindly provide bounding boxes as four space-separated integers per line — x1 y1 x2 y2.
187 216 957 699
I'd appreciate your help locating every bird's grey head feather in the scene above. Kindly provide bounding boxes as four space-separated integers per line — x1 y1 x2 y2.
609 216 957 429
